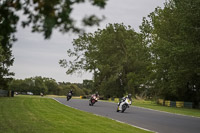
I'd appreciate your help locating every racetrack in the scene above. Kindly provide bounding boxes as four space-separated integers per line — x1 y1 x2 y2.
54 98 200 133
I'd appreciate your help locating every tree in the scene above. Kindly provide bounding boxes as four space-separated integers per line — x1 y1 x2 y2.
43 78 59 95
0 1 20 89
140 0 200 103
0 36 14 90
33 76 48 95
60 23 150 98
9 79 23 92
83 79 94 90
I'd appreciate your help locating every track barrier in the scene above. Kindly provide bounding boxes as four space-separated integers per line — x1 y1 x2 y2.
158 99 193 108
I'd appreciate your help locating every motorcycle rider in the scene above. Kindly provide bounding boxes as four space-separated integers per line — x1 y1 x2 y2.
66 89 73 100
68 89 73 95
89 91 99 104
118 93 132 108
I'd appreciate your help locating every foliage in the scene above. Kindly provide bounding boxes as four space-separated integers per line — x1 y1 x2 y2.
0 0 107 39
140 0 200 104
0 36 14 90
9 76 90 96
0 0 20 90
83 79 94 90
58 82 85 96
43 77 59 95
60 23 151 98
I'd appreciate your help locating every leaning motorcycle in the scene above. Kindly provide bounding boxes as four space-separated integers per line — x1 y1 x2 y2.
89 95 98 106
117 98 132 113
67 92 72 101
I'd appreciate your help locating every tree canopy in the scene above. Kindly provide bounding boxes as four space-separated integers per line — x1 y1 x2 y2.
140 0 200 104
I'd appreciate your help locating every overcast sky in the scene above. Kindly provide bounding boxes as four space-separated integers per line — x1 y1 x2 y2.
10 0 166 83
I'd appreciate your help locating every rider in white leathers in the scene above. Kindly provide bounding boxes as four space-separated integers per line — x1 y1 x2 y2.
118 94 132 110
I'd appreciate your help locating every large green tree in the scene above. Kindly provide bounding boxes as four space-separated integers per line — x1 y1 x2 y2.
140 0 200 104
60 23 150 98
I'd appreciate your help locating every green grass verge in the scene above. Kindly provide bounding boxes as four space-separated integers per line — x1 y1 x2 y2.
0 96 152 133
132 100 200 118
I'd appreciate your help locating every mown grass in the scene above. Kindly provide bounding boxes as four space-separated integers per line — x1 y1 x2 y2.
0 95 152 133
132 100 200 118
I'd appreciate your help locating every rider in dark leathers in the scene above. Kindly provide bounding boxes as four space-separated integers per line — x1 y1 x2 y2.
66 89 73 101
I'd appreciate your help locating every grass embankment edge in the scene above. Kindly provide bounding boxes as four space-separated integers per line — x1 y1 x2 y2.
0 96 153 133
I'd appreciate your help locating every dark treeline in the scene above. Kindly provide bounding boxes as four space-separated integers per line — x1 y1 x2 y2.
9 76 94 96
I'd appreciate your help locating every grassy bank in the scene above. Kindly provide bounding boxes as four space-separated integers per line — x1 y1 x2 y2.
132 100 200 118
0 95 151 133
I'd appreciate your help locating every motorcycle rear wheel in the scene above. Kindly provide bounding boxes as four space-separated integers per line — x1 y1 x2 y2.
91 99 96 106
121 104 127 113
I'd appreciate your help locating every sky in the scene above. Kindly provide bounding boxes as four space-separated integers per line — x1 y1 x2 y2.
10 0 166 83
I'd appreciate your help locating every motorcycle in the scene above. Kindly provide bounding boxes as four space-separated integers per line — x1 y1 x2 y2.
116 98 132 113
66 92 72 101
89 95 98 106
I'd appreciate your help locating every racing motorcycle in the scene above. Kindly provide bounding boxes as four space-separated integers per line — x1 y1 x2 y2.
116 98 132 113
66 92 72 101
89 95 98 106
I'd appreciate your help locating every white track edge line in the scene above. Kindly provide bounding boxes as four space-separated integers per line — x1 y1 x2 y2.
52 98 157 133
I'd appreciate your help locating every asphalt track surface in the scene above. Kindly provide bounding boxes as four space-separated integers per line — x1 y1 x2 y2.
54 98 200 133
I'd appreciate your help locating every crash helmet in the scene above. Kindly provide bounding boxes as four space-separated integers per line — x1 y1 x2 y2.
128 94 132 99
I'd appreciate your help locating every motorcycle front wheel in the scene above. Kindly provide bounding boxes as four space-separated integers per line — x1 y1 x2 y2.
116 106 120 112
